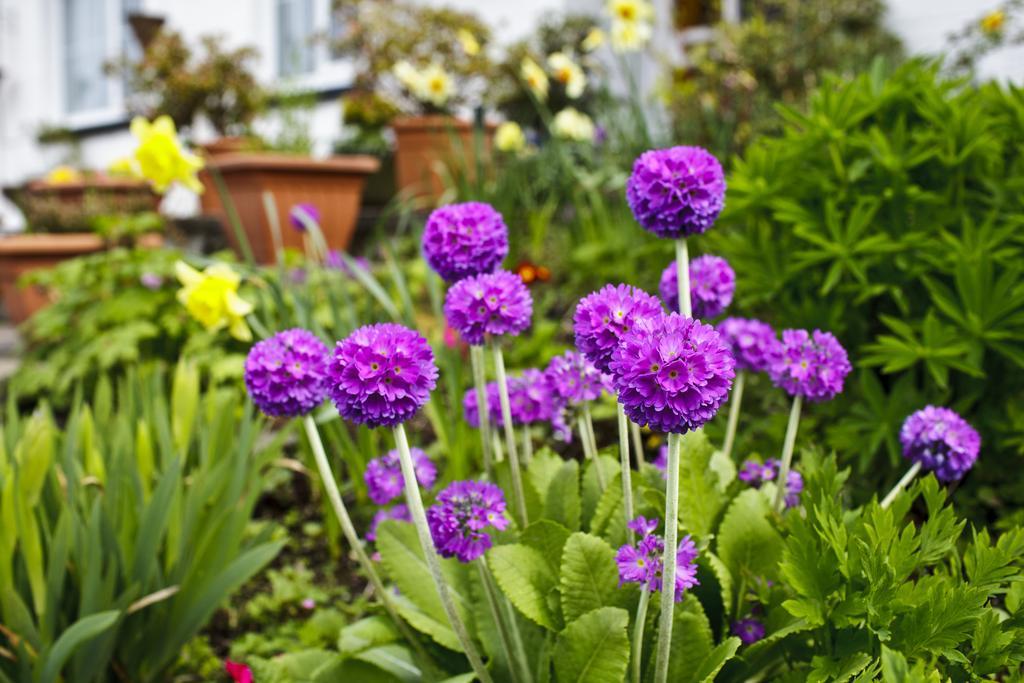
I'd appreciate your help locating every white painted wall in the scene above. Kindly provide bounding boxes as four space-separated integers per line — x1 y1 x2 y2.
0 0 1021 229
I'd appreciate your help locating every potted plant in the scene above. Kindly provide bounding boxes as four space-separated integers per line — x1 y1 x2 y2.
333 0 496 204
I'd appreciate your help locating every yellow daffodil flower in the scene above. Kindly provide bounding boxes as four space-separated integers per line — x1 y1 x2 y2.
611 18 653 52
457 28 481 56
607 0 654 24
43 165 82 185
582 27 606 52
495 121 526 153
420 63 454 107
130 116 204 194
981 10 1005 34
521 57 549 101
547 52 587 99
175 260 254 341
551 108 595 142
393 60 425 94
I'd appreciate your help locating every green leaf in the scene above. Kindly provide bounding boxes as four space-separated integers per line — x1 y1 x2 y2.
553 607 630 683
488 544 560 630
695 637 741 682
171 358 199 453
339 616 400 656
40 610 121 683
559 533 621 623
678 431 725 539
880 645 909 683
521 520 572 576
716 489 784 585
545 460 581 530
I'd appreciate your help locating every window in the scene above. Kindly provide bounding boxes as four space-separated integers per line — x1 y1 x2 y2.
277 0 315 77
63 0 109 113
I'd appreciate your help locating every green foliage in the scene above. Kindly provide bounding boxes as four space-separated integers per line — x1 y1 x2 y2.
0 362 284 682
711 59 1024 513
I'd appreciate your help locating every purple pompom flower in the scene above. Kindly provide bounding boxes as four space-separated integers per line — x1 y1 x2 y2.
658 255 735 319
626 146 726 239
900 406 980 483
768 329 851 402
717 318 777 373
738 458 803 508
422 202 510 282
731 618 766 645
615 516 699 601
545 350 613 406
510 368 559 424
610 312 735 434
328 323 438 428
244 328 330 417
365 448 437 505
427 480 510 562
289 203 320 231
366 504 411 543
463 383 502 428
444 270 533 345
574 284 663 374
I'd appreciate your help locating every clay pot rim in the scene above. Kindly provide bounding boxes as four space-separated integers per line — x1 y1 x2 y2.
204 152 381 175
391 115 497 132
0 232 106 255
18 177 154 193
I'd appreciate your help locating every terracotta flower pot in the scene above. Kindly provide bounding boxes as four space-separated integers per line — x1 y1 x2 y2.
3 176 159 234
392 115 495 205
198 153 380 264
0 233 106 323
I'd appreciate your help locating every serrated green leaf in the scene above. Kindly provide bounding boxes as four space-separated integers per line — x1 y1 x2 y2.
553 607 630 683
488 544 560 630
716 489 784 585
559 533 621 623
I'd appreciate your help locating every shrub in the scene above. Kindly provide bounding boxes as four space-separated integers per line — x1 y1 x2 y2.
708 59 1024 514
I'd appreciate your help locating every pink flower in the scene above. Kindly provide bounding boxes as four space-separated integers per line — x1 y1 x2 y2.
225 660 253 683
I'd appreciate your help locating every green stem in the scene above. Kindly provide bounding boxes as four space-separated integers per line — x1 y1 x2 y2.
470 345 494 478
880 461 922 509
393 424 493 683
633 587 651 683
654 432 682 683
492 342 528 528
582 402 607 491
631 421 645 467
478 558 532 683
722 371 745 461
302 417 433 670
773 395 803 513
676 237 691 318
617 402 636 542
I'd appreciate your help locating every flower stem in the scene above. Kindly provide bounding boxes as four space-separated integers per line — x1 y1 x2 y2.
521 425 533 466
617 402 636 542
492 342 528 528
470 344 494 479
773 395 803 513
392 424 493 683
631 421 645 467
722 371 745 461
582 402 607 491
654 431 682 683
633 587 651 683
301 417 432 670
880 461 922 509
477 558 532 683
675 237 692 318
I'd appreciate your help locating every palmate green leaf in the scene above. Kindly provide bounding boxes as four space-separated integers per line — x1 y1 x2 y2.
553 607 630 683
39 610 120 683
488 543 560 630
559 533 622 623
678 431 725 540
716 489 784 586
808 653 873 683
888 575 987 657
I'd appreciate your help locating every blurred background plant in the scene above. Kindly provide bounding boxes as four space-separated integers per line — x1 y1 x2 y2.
946 1 1024 75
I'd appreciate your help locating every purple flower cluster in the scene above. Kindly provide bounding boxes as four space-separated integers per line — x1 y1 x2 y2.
289 202 320 231
717 318 777 373
463 383 502 428
364 447 438 505
464 370 559 432
427 480 510 562
615 516 699 601
573 284 663 373
366 504 411 543
610 313 735 434
422 202 509 282
328 323 438 428
738 459 803 508
768 329 851 402
443 270 533 345
626 146 726 239
731 618 766 645
658 255 735 319
900 406 980 483
545 350 613 406
244 328 330 417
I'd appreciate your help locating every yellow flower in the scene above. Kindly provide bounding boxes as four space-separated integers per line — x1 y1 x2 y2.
981 10 1005 33
607 0 654 24
420 63 454 107
582 27 606 52
393 60 425 93
457 29 481 56
495 121 526 153
611 18 652 52
175 260 254 341
44 165 82 185
551 108 595 142
107 156 139 178
130 116 204 194
547 52 587 99
521 57 549 101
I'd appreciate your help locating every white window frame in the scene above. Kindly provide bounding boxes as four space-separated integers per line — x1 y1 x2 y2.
274 0 352 92
56 0 129 129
